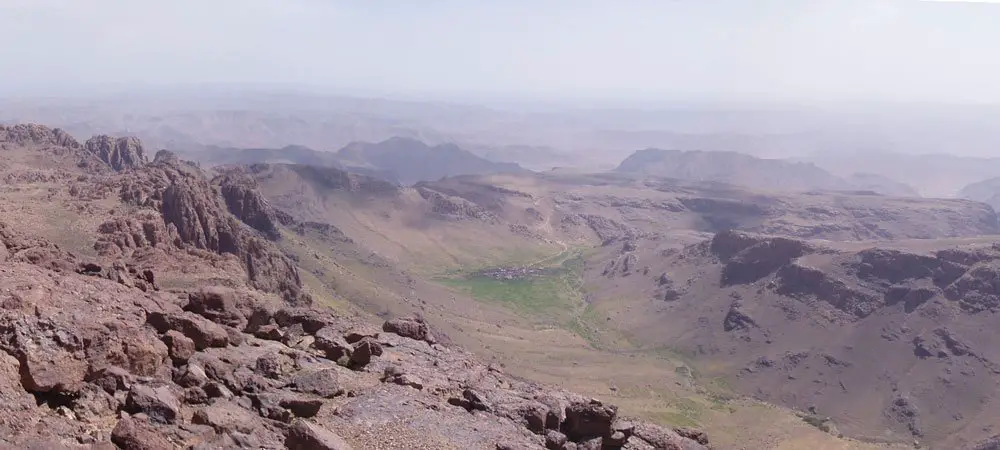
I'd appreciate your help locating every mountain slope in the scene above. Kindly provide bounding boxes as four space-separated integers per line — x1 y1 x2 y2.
0 124 716 449
336 137 527 185
615 148 851 193
179 137 528 185
585 230 1000 448
845 172 920 197
960 177 1000 211
806 151 1000 198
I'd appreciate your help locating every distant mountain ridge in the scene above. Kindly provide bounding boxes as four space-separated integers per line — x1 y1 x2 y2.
960 177 1000 211
805 150 1000 198
336 137 527 185
615 148 919 196
178 137 527 185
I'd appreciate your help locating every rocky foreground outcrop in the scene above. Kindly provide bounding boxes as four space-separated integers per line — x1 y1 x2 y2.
0 126 710 448
0 230 709 449
98 151 308 303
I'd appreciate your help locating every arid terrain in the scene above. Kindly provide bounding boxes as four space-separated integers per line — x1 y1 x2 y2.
4 120 1000 450
221 153 1000 449
9 1 1000 448
0 124 714 449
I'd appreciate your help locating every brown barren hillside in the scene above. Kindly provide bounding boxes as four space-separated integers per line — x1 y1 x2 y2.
230 160 1000 449
0 124 712 449
586 231 1000 448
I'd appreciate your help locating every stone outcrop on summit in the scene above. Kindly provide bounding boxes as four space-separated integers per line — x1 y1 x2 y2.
84 135 149 172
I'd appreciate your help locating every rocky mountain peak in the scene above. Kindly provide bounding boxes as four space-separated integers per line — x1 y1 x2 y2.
84 135 149 172
153 149 181 165
109 152 308 304
214 171 281 240
0 123 80 148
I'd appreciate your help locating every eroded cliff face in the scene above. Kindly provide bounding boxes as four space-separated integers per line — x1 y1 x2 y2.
104 151 307 304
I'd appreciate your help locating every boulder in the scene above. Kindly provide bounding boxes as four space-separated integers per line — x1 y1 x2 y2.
632 422 708 450
19 345 88 393
674 427 709 446
254 352 295 380
175 363 210 387
314 327 352 361
185 287 247 329
0 353 36 411
162 330 196 364
252 392 323 421
124 384 181 424
122 332 170 376
382 316 430 342
290 368 344 398
191 401 262 434
563 400 617 441
545 430 568 450
285 419 353 450
349 337 383 368
111 417 175 450
344 325 380 344
274 308 330 333
147 311 229 350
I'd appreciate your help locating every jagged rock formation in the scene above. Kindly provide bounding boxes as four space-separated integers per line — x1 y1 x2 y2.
101 150 307 303
416 186 500 222
711 230 814 286
213 171 281 239
0 123 81 148
84 135 149 172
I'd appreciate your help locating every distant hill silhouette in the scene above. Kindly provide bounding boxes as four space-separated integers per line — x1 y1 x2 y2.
178 137 527 185
335 137 526 185
615 149 851 193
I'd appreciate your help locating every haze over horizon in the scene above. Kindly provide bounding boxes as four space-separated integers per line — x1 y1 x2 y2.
3 0 1000 105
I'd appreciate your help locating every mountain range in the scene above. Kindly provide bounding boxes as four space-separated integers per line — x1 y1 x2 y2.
179 137 526 186
614 148 920 196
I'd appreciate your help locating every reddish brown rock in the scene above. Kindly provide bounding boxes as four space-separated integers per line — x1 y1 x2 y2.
349 337 383 368
111 416 175 450
125 384 181 424
563 400 618 441
382 316 430 342
147 311 229 350
83 135 148 172
290 368 344 398
19 345 88 393
162 330 196 364
185 286 247 329
285 419 353 450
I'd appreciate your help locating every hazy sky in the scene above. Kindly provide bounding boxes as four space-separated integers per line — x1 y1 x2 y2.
2 0 1000 103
